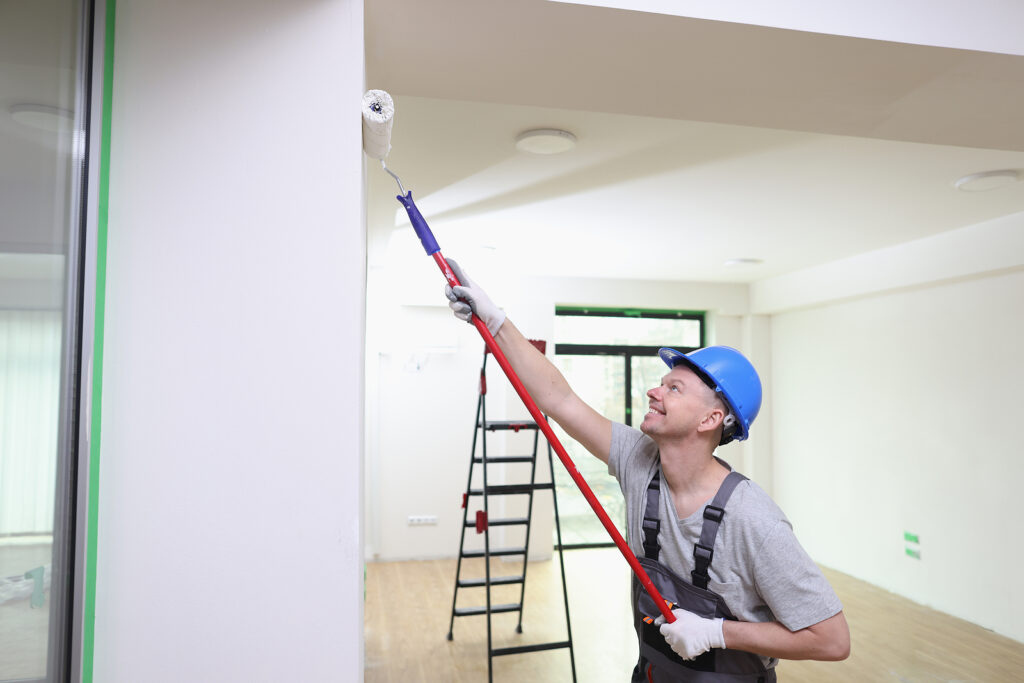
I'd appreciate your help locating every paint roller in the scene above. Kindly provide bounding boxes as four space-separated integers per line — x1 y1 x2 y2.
361 89 676 624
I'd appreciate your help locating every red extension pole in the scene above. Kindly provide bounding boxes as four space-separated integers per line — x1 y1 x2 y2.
428 250 676 624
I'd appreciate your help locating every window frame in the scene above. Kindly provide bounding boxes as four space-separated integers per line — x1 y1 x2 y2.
554 307 706 427
551 307 706 550
72 1 109 681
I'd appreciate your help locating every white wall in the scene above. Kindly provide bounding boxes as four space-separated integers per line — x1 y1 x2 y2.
768 238 1024 642
96 1 365 681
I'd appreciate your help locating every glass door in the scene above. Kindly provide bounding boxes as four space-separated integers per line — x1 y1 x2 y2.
0 0 95 680
551 308 704 548
550 355 627 547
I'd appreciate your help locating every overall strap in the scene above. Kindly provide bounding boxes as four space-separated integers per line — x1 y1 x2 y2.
691 470 748 589
641 470 662 561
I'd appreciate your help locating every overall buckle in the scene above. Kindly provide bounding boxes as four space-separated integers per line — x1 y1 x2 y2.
703 505 725 523
693 542 714 564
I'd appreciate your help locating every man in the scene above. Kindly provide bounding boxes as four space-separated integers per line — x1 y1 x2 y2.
445 260 850 682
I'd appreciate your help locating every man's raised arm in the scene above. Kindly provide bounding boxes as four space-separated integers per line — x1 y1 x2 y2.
446 260 613 463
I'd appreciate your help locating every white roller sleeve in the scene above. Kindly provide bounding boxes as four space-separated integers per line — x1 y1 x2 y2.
361 89 394 160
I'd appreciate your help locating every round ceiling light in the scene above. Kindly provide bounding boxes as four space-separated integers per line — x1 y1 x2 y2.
9 104 74 133
515 128 576 155
953 169 1021 192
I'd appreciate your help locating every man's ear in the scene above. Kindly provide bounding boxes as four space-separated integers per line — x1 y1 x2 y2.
697 405 726 434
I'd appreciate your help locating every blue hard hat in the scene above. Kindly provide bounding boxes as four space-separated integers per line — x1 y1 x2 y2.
658 346 762 445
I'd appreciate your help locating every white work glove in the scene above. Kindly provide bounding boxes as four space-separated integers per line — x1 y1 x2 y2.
444 259 506 336
655 609 726 661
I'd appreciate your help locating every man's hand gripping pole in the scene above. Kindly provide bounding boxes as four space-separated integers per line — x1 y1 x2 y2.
397 191 676 624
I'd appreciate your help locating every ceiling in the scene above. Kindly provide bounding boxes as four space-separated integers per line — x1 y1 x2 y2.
365 0 1024 283
3 0 1024 287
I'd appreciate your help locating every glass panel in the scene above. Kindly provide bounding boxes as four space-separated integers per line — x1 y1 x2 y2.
550 355 627 545
631 354 669 431
0 0 86 679
554 314 702 347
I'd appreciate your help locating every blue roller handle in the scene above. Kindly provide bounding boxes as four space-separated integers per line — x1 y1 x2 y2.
397 192 440 255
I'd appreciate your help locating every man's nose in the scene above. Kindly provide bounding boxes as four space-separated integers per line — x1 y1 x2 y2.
647 386 659 400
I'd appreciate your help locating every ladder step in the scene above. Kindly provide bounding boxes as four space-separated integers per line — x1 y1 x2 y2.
481 420 540 431
492 641 573 657
457 575 524 588
467 483 554 495
465 517 528 528
453 603 521 617
461 547 526 558
473 455 535 464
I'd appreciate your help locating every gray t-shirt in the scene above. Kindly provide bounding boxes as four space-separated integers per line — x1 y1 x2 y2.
609 423 842 639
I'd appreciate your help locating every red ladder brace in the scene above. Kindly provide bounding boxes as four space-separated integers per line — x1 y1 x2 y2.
473 341 544 534
421 247 676 623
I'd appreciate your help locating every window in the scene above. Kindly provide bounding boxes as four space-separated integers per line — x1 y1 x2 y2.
0 0 97 680
551 307 704 548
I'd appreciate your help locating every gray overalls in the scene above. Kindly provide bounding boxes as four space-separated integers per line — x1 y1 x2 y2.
631 462 777 682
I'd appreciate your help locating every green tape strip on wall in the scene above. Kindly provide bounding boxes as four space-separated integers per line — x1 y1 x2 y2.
82 0 116 679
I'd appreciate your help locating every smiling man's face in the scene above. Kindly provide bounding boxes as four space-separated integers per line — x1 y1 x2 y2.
640 364 722 442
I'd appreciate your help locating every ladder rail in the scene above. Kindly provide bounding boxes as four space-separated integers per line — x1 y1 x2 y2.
513 427 541 634
446 377 486 641
447 345 577 682
480 360 495 683
548 433 578 681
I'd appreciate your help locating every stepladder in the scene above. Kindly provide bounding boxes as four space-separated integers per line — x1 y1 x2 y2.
446 341 577 682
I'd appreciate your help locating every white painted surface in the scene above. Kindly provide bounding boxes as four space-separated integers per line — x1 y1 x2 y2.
96 1 365 681
551 0 1024 56
771 269 1024 643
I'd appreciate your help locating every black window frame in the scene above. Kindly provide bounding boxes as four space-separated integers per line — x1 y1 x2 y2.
554 307 706 427
551 307 705 550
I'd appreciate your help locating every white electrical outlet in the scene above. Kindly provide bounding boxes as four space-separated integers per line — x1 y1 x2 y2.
407 515 438 526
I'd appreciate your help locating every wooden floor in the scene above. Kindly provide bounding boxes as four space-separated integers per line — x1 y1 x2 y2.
365 549 1024 682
